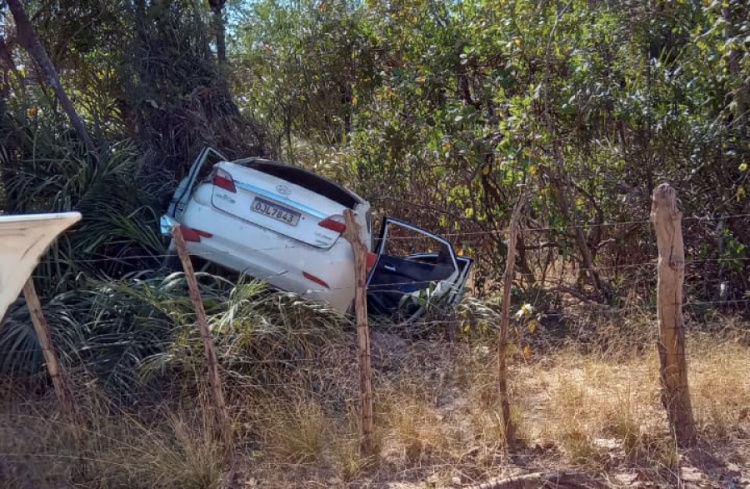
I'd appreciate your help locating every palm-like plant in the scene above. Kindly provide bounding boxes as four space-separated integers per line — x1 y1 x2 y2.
1 126 170 294
0 273 183 400
1 266 349 404
140 275 347 396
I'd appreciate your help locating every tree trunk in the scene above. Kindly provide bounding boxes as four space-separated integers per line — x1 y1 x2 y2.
0 35 22 99
210 1 227 63
0 35 17 211
548 165 606 300
6 0 96 155
516 234 536 286
0 86 5 127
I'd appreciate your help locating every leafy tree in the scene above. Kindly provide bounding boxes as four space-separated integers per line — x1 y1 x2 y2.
234 0 377 155
235 0 748 300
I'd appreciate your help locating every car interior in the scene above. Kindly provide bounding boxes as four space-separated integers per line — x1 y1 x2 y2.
366 222 459 317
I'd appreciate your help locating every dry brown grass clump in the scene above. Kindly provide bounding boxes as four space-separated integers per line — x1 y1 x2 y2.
0 404 224 489
689 333 750 437
2 316 750 488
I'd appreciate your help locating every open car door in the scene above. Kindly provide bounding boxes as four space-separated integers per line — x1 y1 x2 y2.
366 218 473 322
167 147 228 220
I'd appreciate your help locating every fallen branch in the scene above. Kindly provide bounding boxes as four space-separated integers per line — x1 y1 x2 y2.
463 471 605 489
552 286 602 305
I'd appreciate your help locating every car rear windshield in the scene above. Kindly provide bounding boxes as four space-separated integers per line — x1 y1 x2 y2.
244 160 362 209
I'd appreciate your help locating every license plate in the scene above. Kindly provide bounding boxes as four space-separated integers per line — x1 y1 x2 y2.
251 197 301 226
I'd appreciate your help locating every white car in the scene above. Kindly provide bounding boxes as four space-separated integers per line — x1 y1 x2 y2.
161 147 472 320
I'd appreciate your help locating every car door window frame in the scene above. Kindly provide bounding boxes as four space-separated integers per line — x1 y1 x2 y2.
366 217 463 319
170 146 228 218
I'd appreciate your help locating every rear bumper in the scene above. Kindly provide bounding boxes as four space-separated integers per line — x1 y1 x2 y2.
161 212 356 312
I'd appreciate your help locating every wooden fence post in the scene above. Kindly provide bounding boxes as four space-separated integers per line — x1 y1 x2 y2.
651 183 696 446
23 279 77 418
171 225 234 456
498 194 527 451
342 209 375 457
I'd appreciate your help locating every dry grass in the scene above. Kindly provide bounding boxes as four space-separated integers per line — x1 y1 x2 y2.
256 396 330 464
0 392 225 489
529 349 668 466
378 383 451 465
2 316 750 488
84 416 224 489
690 333 750 438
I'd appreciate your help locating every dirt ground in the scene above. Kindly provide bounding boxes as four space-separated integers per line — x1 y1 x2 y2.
235 330 750 488
1 328 748 489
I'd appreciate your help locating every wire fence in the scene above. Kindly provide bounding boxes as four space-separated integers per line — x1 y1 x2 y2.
0 280 747 487
34 210 748 303
4 272 748 361
32 210 749 259
2 203 749 479
1 334 745 423
31 256 749 312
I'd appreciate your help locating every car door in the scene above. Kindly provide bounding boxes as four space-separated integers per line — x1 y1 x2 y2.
167 147 228 220
366 218 473 322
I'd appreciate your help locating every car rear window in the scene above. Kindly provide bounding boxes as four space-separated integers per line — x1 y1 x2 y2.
243 160 361 209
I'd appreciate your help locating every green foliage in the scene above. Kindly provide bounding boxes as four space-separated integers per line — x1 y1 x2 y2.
144 277 345 390
0 270 346 403
1 0 750 404
234 0 377 155
5 0 747 304
0 133 167 292
0 0 272 291
234 0 749 299
0 272 187 401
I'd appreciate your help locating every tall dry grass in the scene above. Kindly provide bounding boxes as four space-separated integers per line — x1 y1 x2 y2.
0 402 224 489
2 312 750 488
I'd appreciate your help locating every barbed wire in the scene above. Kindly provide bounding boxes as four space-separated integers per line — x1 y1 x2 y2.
29 210 748 267
6 207 746 381
53 251 750 270
29 263 745 299
39 246 750 275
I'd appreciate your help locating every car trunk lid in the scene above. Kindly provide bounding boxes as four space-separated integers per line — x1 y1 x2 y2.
209 161 358 249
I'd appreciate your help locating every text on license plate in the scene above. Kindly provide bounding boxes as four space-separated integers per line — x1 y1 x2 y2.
251 197 301 226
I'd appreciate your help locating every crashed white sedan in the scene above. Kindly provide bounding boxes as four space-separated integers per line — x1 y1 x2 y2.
161 147 472 320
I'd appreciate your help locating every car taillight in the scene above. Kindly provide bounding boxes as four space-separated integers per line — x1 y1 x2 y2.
318 215 346 233
213 167 236 193
303 272 330 289
366 252 378 271
181 226 213 243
